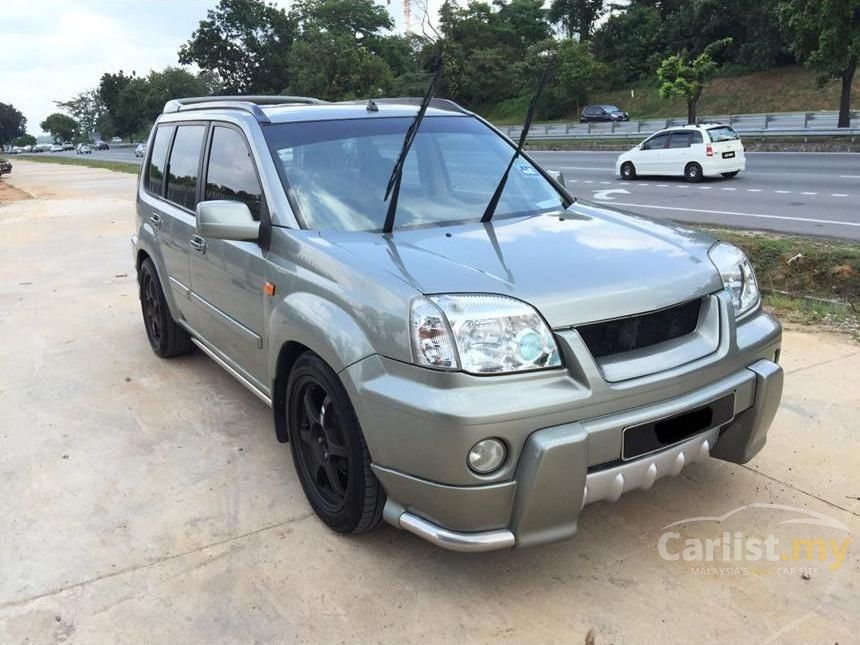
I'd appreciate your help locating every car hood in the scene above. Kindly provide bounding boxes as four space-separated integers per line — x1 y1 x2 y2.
319 203 722 327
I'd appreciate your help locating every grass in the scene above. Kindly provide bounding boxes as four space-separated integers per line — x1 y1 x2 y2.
485 65 859 124
15 155 139 174
699 228 859 338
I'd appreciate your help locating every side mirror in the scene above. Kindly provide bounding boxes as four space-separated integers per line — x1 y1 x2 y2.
546 169 566 187
196 200 259 241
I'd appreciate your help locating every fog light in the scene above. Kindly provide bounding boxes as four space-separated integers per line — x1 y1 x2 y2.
468 438 506 474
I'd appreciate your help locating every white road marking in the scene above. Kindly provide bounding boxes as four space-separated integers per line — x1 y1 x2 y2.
801 192 817 195
656 184 668 187
698 186 712 189
557 166 617 171
722 187 737 191
603 201 860 228
839 175 860 179
599 181 611 184
592 188 631 201
746 189 762 192
639 183 650 186
775 190 790 194
831 193 849 197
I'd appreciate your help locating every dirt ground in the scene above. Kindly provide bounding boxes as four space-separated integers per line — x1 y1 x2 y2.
1 161 858 644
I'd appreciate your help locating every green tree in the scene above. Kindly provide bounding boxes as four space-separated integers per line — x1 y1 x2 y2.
591 4 665 82
779 0 859 127
15 134 37 147
56 90 105 139
290 0 392 39
548 0 605 40
40 113 80 143
657 39 731 124
179 0 296 93
143 67 210 120
0 102 27 146
287 30 392 100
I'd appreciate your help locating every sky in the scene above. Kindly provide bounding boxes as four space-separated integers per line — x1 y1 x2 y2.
0 0 442 136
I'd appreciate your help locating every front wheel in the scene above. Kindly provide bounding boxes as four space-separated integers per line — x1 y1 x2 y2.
721 171 739 178
685 162 703 183
287 353 385 534
620 161 636 180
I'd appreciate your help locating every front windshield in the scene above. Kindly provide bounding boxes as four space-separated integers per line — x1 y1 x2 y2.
264 115 565 232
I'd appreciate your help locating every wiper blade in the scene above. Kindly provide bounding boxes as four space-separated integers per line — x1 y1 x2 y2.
382 63 443 234
481 57 555 224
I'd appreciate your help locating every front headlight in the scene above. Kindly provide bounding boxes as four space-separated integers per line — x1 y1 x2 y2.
708 242 760 318
410 294 561 374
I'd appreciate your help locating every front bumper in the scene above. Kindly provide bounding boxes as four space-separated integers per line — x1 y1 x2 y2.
342 301 782 551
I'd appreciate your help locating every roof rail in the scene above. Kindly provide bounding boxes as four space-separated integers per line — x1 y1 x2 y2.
337 97 469 115
162 95 326 123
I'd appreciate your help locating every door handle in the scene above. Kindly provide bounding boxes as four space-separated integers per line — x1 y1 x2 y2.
150 213 162 230
189 235 207 254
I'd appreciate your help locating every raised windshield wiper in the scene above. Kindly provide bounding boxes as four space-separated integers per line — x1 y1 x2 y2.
382 62 443 234
480 57 560 224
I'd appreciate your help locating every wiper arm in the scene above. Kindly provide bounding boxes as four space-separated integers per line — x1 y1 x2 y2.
382 63 443 234
481 57 555 224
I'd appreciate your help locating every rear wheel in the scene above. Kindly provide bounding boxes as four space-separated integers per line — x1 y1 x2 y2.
620 161 637 180
138 258 193 357
287 353 385 534
684 162 703 183
721 171 739 178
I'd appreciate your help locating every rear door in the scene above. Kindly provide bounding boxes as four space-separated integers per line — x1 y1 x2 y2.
189 123 268 385
706 126 743 161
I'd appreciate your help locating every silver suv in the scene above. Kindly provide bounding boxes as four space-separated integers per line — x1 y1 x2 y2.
133 96 783 552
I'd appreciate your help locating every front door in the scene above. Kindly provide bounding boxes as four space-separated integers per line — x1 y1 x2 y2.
638 132 671 173
189 124 268 388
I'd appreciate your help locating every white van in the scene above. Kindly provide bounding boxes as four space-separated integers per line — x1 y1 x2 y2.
615 124 745 182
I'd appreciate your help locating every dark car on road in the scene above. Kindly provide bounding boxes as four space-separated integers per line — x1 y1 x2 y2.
0 158 12 176
580 105 630 123
94 140 110 150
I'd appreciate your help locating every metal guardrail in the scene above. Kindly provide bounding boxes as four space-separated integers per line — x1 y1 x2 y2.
501 110 860 141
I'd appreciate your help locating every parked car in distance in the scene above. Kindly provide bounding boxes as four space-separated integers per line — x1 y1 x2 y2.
111 136 122 144
134 143 147 158
76 144 92 154
580 104 630 122
32 144 52 153
0 158 12 175
133 96 782 552
50 144 64 152
94 140 110 150
616 124 746 182
62 142 74 151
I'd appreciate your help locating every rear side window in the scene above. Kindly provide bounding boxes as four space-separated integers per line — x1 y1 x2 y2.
205 126 264 221
642 133 670 150
145 125 174 195
707 126 739 142
668 131 692 148
166 125 207 211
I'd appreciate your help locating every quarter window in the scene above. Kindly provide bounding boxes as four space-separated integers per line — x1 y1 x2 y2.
205 126 264 221
144 125 174 195
166 125 206 211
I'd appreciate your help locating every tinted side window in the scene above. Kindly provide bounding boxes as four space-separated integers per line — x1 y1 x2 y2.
145 125 174 195
690 130 703 144
668 132 692 148
166 125 206 211
205 126 263 221
642 133 670 150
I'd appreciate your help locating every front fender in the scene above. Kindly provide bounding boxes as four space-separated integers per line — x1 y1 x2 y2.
267 292 376 380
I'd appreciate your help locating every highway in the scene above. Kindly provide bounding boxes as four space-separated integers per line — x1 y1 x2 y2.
530 151 860 241
30 147 860 240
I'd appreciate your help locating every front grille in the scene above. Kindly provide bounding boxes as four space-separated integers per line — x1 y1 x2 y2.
577 298 702 358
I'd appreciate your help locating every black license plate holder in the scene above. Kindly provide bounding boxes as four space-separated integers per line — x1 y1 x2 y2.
722 151 735 159
622 393 735 461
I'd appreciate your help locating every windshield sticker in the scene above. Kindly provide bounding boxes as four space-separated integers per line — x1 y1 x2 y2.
516 160 538 176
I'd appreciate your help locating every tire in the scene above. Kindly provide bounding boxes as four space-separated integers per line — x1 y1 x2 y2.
620 161 637 180
138 258 193 357
721 171 739 178
684 162 703 183
287 352 385 534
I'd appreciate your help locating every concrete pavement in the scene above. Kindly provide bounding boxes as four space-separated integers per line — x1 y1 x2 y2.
1 162 858 644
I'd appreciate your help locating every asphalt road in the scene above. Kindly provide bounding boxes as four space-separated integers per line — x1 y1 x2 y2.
530 150 860 241
31 147 860 240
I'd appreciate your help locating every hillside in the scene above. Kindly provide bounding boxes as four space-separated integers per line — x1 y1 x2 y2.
485 66 859 124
